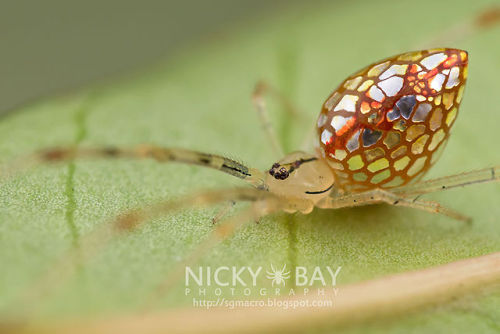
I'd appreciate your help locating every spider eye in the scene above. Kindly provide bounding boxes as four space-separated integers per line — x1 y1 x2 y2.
268 163 290 180
265 152 335 202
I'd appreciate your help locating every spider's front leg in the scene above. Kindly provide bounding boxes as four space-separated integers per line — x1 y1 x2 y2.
252 80 308 157
317 188 471 222
252 81 287 157
252 80 318 153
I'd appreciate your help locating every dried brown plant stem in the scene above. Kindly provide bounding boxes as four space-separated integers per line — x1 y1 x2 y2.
18 251 500 334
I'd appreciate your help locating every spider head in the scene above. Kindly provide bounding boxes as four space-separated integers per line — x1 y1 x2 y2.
266 151 334 202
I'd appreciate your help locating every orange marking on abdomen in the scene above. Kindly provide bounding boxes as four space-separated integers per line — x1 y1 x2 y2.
337 116 357 137
443 54 458 68
425 68 438 79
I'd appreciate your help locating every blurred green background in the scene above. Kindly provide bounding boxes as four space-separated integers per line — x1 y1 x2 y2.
0 0 317 114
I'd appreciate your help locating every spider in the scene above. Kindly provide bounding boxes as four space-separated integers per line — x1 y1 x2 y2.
266 264 291 287
7 47 497 295
6 43 500 309
25 47 498 229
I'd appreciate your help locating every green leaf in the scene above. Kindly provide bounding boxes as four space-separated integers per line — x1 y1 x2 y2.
1 0 499 332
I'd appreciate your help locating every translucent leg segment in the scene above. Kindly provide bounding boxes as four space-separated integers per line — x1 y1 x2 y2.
211 200 236 225
12 187 277 314
254 81 301 116
317 189 471 222
252 82 286 157
252 80 304 157
143 197 284 308
112 187 275 231
391 166 500 198
416 5 500 49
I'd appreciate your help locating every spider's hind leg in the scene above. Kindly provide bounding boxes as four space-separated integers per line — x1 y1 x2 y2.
317 188 471 222
416 5 500 49
319 165 500 221
391 166 500 198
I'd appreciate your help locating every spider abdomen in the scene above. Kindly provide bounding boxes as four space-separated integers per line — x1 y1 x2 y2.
317 48 468 191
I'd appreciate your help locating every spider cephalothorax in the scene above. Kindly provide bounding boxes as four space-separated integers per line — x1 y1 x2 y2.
265 151 334 204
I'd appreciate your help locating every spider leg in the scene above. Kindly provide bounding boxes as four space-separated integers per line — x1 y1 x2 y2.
253 80 301 118
252 80 303 157
111 187 278 231
143 197 284 309
416 5 500 49
317 189 471 222
252 80 316 153
211 200 236 225
391 166 500 198
12 187 279 315
4 145 267 189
